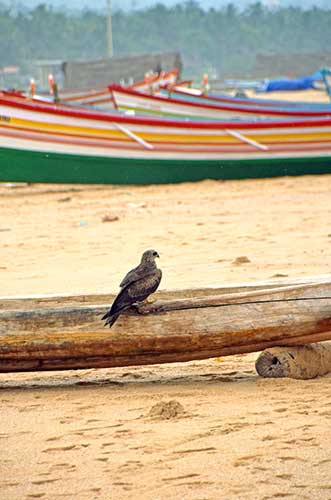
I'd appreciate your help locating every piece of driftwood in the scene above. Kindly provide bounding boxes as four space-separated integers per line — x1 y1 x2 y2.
0 277 330 373
255 342 331 379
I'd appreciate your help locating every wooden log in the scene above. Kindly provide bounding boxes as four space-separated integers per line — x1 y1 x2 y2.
255 342 331 379
0 278 331 373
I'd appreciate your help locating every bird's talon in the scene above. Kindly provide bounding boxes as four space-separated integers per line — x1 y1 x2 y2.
135 302 150 315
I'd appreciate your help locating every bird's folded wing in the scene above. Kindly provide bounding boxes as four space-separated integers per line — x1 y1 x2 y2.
119 265 143 288
127 270 162 300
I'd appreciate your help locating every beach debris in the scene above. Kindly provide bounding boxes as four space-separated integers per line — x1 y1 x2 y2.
215 357 224 363
58 196 72 203
232 256 251 265
127 202 147 210
148 400 185 420
79 220 88 227
102 249 162 328
101 214 119 223
4 182 29 188
271 273 288 278
256 342 331 379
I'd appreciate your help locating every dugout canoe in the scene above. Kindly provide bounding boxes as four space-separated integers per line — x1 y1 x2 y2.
0 275 330 373
0 92 331 184
110 84 331 120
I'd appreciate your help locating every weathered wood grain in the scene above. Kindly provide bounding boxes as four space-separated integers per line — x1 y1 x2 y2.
0 277 330 373
255 342 331 379
1 274 329 310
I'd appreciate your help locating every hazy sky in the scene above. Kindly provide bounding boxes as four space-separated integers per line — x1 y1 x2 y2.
6 0 331 10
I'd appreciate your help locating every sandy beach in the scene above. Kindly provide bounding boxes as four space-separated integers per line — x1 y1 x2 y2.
1 174 331 500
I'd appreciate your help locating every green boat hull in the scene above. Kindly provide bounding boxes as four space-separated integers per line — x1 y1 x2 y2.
0 147 330 184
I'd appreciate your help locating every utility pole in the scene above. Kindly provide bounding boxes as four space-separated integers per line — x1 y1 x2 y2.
106 0 113 58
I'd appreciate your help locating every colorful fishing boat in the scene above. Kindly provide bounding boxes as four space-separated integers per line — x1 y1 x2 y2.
110 84 331 120
34 71 180 110
165 84 331 110
0 91 330 184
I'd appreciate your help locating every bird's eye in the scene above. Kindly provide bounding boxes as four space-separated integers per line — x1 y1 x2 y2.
153 251 157 256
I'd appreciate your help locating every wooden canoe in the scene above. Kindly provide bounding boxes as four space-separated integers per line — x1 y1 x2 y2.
0 275 330 373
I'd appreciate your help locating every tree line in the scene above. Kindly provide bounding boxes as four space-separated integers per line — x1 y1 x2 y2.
1 1 330 78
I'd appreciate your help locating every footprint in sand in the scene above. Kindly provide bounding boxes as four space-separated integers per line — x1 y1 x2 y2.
31 478 59 485
276 473 293 480
172 447 216 456
50 463 76 472
315 458 331 466
233 454 263 467
279 456 306 463
162 473 200 483
262 435 278 441
45 436 63 442
101 442 115 448
42 444 77 453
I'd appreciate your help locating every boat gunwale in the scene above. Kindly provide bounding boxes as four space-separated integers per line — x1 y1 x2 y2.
2 93 331 131
109 84 331 118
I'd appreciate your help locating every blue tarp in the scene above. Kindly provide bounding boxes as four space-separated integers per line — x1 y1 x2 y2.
263 76 316 92
224 70 328 94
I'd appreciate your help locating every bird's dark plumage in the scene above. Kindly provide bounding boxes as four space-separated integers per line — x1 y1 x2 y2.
102 249 162 328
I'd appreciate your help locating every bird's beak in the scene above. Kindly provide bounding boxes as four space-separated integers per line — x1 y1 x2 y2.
156 252 160 258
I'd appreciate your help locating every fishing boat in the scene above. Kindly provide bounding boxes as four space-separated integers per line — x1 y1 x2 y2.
0 91 330 184
1 275 330 373
34 70 180 110
110 84 331 120
165 84 331 110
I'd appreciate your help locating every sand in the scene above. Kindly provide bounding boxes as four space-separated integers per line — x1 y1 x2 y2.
1 174 331 500
245 88 331 104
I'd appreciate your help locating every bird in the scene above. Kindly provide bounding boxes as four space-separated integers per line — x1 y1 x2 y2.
102 249 162 328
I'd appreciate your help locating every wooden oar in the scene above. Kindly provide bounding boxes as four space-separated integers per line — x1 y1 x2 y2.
112 122 154 150
225 128 269 151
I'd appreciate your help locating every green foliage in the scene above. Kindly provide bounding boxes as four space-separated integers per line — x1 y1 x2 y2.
0 1 330 78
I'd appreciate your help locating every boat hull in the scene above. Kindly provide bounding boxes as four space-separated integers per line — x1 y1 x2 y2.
111 85 331 119
0 92 331 184
1 145 331 184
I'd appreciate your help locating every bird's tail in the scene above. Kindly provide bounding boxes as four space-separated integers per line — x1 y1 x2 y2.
102 312 120 328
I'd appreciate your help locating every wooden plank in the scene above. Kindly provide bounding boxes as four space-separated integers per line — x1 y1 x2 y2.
0 279 330 373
